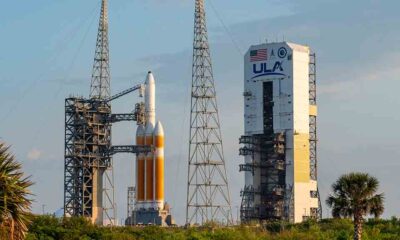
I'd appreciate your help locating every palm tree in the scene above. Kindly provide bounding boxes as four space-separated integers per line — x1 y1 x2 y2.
0 142 33 240
326 172 384 240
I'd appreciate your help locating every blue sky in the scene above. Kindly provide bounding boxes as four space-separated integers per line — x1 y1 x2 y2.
1 0 400 224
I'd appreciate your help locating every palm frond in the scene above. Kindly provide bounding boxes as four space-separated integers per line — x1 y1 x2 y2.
0 142 33 239
327 172 384 220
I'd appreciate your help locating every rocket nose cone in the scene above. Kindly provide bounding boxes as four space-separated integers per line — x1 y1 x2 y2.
145 71 155 85
154 121 164 136
145 122 155 136
136 125 145 137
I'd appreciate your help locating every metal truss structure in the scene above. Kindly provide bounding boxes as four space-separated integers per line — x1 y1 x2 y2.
63 0 149 225
64 98 112 222
239 81 289 223
186 0 233 225
239 133 287 222
63 94 148 225
90 0 110 100
309 53 322 220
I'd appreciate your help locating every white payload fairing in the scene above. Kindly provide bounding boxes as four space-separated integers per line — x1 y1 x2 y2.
145 72 156 126
136 72 165 210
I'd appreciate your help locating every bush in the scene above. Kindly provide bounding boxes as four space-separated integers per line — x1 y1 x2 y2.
27 216 400 240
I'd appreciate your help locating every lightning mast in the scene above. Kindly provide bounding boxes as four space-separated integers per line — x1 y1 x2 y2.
89 0 115 225
186 0 233 225
90 0 111 99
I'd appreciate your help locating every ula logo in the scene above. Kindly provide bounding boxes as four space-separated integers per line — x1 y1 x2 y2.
252 61 285 79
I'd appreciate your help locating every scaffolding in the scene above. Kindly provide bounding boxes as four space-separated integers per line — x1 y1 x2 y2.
309 53 322 220
64 87 149 225
240 80 287 222
239 133 286 222
64 99 112 222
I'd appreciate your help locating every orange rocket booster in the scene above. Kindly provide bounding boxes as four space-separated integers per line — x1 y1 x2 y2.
136 125 145 208
145 123 154 208
154 121 164 210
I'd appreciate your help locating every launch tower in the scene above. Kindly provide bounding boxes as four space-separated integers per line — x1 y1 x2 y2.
239 42 322 223
63 0 150 225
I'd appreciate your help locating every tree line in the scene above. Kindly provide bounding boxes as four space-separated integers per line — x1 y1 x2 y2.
0 141 394 240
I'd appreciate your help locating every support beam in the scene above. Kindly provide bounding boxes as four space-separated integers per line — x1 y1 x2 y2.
110 145 152 155
104 84 144 103
108 114 136 123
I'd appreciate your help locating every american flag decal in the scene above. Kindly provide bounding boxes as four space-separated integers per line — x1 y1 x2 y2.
250 49 268 62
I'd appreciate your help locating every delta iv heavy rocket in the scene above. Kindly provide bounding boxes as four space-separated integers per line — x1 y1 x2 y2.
132 72 173 226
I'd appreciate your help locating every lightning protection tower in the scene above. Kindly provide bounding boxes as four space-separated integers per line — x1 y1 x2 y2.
90 0 111 100
186 0 233 225
88 0 116 225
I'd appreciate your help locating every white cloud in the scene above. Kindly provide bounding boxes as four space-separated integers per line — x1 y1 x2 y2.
27 148 42 161
319 51 400 97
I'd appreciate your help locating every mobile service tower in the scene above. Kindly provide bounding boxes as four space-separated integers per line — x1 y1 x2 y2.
239 42 321 223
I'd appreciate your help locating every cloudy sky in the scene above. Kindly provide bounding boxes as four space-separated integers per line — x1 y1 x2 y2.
1 0 399 224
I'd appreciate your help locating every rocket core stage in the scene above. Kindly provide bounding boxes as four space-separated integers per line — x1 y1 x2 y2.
136 72 165 211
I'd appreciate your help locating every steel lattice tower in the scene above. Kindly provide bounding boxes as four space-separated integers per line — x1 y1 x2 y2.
91 0 115 225
186 0 233 225
90 0 111 99
309 53 322 219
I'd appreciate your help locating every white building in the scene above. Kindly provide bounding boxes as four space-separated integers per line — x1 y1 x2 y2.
240 42 320 223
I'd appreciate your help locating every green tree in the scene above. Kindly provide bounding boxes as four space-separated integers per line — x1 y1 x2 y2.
326 172 384 240
0 142 33 240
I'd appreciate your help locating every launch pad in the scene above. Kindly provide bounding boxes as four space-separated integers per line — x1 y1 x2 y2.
63 0 176 226
127 204 175 226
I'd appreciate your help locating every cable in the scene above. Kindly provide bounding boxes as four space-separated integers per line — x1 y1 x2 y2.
208 0 244 56
171 54 192 209
29 3 100 143
0 2 101 123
